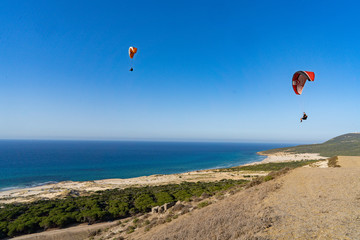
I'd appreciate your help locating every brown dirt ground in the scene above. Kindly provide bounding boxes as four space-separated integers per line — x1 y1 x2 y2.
131 156 360 240
261 156 360 239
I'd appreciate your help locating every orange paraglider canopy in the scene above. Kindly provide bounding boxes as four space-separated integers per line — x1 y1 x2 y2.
129 47 137 59
292 71 315 95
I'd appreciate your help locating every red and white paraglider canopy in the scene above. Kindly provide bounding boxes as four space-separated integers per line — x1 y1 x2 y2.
129 46 137 59
292 71 315 95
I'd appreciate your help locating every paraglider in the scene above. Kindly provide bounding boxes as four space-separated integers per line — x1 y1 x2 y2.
292 71 315 123
129 46 137 71
300 112 308 122
292 71 315 95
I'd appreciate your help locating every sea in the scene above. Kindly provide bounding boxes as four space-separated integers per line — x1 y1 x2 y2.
0 140 294 191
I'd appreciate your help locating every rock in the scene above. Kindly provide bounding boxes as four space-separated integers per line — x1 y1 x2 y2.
173 203 185 212
164 202 175 211
152 202 176 214
201 192 211 199
158 205 165 213
151 206 159 213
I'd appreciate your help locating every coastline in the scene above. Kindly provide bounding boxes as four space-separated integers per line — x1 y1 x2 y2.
0 152 326 204
252 152 326 165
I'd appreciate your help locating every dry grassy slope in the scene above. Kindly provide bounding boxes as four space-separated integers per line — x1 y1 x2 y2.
134 156 360 240
130 178 281 240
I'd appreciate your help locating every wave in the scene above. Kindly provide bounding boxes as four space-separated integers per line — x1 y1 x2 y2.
0 181 58 192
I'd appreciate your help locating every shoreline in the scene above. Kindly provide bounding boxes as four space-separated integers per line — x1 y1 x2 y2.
0 155 268 193
0 152 326 204
252 152 326 164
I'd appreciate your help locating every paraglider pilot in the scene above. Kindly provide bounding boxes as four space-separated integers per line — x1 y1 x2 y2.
128 46 137 72
300 112 308 122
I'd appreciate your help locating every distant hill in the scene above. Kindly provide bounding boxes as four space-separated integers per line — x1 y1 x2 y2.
259 133 360 157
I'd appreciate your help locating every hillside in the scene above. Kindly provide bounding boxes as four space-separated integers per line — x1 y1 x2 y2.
127 156 360 240
259 133 360 157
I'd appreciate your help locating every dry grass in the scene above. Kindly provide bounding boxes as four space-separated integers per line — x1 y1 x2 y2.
135 180 281 240
126 167 294 240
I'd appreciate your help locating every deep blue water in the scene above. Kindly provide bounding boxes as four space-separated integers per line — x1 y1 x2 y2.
0 140 293 191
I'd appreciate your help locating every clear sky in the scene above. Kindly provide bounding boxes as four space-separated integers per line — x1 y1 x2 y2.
1 0 360 143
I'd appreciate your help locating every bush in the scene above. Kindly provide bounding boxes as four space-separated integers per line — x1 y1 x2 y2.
126 225 136 234
328 156 341 167
197 201 211 208
264 175 274 182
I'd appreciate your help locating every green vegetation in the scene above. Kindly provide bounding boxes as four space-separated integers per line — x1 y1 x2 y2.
263 175 274 182
219 160 320 172
197 201 211 208
0 179 248 238
259 133 360 157
245 167 291 188
126 225 136 234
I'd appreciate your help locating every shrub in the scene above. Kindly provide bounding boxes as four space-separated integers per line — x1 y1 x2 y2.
126 225 135 234
165 216 172 222
328 156 341 167
197 201 211 209
264 175 274 182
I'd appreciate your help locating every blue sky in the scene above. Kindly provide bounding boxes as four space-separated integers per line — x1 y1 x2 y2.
1 0 360 143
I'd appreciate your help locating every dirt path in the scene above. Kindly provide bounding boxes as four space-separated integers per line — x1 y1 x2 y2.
134 156 360 240
337 156 360 168
262 156 360 239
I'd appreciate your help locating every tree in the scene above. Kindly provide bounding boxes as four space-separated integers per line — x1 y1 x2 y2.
154 192 174 205
134 194 155 212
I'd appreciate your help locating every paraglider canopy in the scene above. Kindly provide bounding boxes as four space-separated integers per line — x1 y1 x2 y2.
129 47 137 59
292 71 315 95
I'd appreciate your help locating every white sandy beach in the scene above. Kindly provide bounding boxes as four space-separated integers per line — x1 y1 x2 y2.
254 152 326 164
0 152 326 204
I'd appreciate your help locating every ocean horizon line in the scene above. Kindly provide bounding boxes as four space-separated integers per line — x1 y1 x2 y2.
0 138 306 145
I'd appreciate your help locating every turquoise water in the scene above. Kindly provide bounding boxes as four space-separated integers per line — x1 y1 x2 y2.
0 140 292 191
